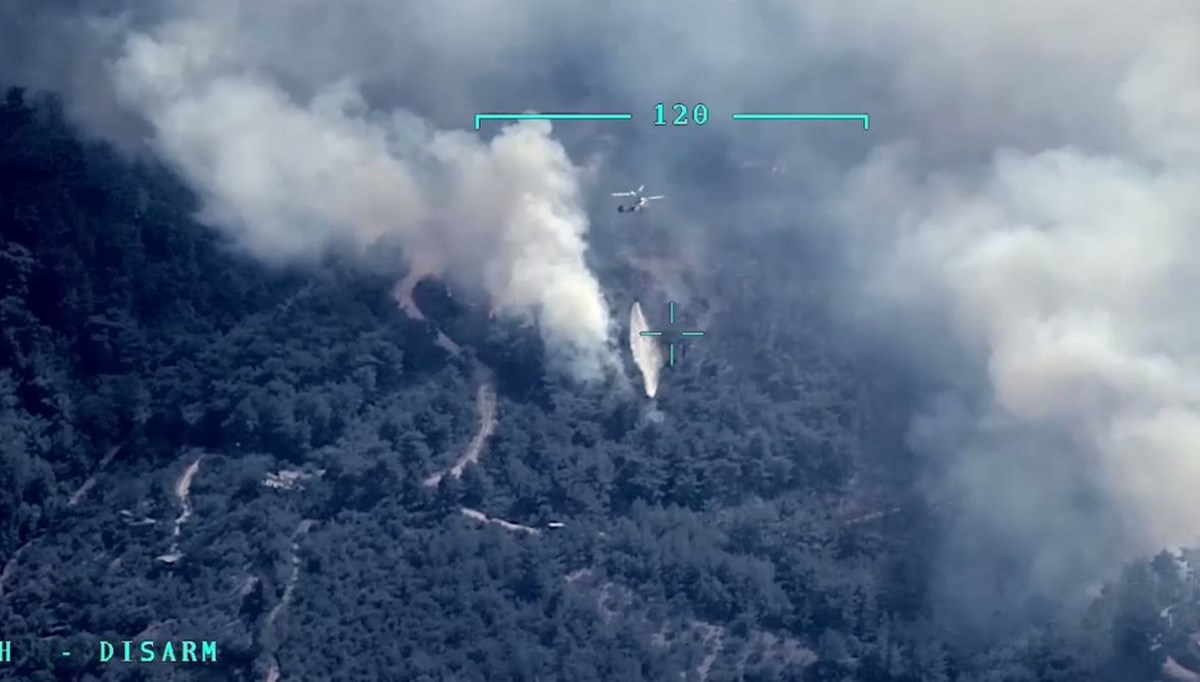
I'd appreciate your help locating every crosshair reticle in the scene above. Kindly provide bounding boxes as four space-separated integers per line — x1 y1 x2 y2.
638 301 704 367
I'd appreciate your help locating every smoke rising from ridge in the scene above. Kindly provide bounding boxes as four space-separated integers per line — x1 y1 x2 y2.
7 0 1200 616
105 3 617 379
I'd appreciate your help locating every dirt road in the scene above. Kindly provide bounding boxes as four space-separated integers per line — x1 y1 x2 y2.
424 365 497 487
393 275 499 488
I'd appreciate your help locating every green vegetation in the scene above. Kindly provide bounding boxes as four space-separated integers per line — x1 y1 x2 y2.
0 88 1195 681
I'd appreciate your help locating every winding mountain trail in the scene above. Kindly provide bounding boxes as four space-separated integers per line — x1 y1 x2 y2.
423 366 497 487
393 274 499 488
0 542 32 599
261 519 314 682
266 519 315 629
158 455 203 563
4 443 127 597
393 270 462 356
255 271 507 675
459 508 539 535
68 443 123 507
394 275 558 538
173 457 203 537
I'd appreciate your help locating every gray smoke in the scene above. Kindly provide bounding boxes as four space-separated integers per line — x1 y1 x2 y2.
104 1 617 380
826 3 1200 607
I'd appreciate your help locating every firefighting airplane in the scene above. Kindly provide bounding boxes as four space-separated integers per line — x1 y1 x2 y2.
612 185 665 213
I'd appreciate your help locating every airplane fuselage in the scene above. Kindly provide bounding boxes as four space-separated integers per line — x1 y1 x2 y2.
618 198 649 213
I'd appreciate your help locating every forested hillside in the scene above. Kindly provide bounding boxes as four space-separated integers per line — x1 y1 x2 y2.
1 88 1197 682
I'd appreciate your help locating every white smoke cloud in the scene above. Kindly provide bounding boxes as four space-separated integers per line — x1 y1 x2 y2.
829 2 1200 582
108 7 616 379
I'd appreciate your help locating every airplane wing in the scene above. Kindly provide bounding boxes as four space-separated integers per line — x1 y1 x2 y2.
645 195 665 200
612 191 637 197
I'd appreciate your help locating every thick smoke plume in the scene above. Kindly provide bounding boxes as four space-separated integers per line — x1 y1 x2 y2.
107 4 616 379
824 1 1200 608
